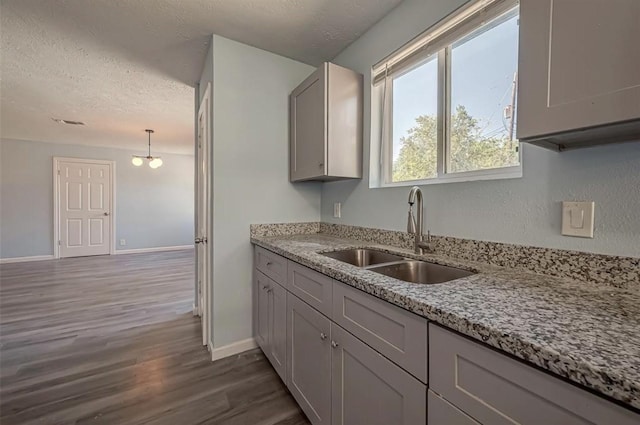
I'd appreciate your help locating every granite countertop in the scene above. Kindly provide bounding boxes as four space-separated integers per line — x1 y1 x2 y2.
251 233 640 411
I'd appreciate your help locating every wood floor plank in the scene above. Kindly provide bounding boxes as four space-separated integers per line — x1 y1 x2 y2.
0 251 308 425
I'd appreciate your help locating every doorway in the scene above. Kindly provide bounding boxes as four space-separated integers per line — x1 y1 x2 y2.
53 157 115 259
196 83 212 349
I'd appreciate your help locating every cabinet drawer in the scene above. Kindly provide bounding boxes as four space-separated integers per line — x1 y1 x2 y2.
287 261 333 318
428 391 479 425
255 246 287 286
332 281 428 383
429 324 640 425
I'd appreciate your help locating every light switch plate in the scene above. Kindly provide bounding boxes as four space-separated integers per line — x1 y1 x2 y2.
562 201 594 238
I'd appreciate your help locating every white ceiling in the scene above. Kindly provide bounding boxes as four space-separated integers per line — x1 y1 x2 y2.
0 0 402 155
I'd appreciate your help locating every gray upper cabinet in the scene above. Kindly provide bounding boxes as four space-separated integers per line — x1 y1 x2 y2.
290 62 363 181
429 324 640 425
517 0 640 150
287 293 332 425
330 324 426 425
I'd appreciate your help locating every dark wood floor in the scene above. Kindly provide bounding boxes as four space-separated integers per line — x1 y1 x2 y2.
0 250 308 425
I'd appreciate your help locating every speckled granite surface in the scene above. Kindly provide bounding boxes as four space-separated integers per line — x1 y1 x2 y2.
251 232 640 411
250 222 320 237
320 223 640 291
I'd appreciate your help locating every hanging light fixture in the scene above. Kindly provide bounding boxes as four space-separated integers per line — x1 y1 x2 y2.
132 129 163 168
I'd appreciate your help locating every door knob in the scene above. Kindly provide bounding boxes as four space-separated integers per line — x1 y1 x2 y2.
104 212 110 216
331 341 339 348
320 332 327 340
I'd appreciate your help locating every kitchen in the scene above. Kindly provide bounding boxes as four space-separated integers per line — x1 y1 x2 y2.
1 0 638 423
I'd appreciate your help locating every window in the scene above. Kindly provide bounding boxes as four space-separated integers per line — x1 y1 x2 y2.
374 0 521 186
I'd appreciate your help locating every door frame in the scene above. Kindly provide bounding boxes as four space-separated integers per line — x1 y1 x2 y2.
196 82 213 350
53 157 116 259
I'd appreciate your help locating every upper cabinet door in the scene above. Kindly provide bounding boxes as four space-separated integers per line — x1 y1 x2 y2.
517 0 640 147
290 62 363 181
290 65 327 181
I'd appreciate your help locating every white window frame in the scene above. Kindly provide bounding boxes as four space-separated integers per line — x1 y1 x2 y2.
372 0 522 188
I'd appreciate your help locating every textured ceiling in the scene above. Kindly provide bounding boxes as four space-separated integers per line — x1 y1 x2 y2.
0 0 402 154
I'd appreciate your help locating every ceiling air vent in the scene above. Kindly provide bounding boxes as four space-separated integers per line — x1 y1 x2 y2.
51 118 86 125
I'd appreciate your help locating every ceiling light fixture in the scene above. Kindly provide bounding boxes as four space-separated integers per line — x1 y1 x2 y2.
132 129 163 168
51 118 85 125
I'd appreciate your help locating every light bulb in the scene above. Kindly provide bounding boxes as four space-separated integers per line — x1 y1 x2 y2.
149 158 162 168
132 157 143 166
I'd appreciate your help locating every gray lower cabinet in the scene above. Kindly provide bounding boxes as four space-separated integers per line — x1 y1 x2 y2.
427 391 479 425
331 324 426 425
287 261 333 318
254 270 287 382
254 247 639 425
332 281 428 383
429 324 639 425
268 280 287 381
287 292 332 424
254 271 270 351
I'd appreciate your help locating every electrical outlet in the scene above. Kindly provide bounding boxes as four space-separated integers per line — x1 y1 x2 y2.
119 239 126 246
333 202 341 218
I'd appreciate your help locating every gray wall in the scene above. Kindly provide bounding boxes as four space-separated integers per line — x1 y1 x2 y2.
321 0 640 258
210 35 320 348
0 138 194 258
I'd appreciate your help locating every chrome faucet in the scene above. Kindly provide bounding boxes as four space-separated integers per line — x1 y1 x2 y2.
407 186 432 254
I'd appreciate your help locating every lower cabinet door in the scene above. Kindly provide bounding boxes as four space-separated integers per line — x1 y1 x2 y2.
331 324 426 425
255 271 270 351
287 293 332 424
268 281 287 382
428 390 479 425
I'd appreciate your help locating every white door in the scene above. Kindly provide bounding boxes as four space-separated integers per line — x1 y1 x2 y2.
57 159 113 258
196 84 212 347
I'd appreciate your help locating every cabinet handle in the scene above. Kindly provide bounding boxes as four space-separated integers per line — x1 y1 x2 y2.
262 285 269 290
320 332 327 340
331 341 339 348
266 261 273 266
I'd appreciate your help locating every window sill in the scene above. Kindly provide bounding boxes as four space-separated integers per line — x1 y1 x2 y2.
372 165 522 188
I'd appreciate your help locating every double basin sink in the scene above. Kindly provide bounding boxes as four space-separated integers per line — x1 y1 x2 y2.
322 248 475 285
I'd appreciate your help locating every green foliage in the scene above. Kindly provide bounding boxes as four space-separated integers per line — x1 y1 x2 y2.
392 105 519 182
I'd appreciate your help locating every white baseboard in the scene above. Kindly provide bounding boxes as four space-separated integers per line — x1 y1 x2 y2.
211 338 258 361
114 245 193 255
0 255 55 264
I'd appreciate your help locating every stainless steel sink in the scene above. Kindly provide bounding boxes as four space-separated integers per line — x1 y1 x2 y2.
368 260 475 284
322 249 405 267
